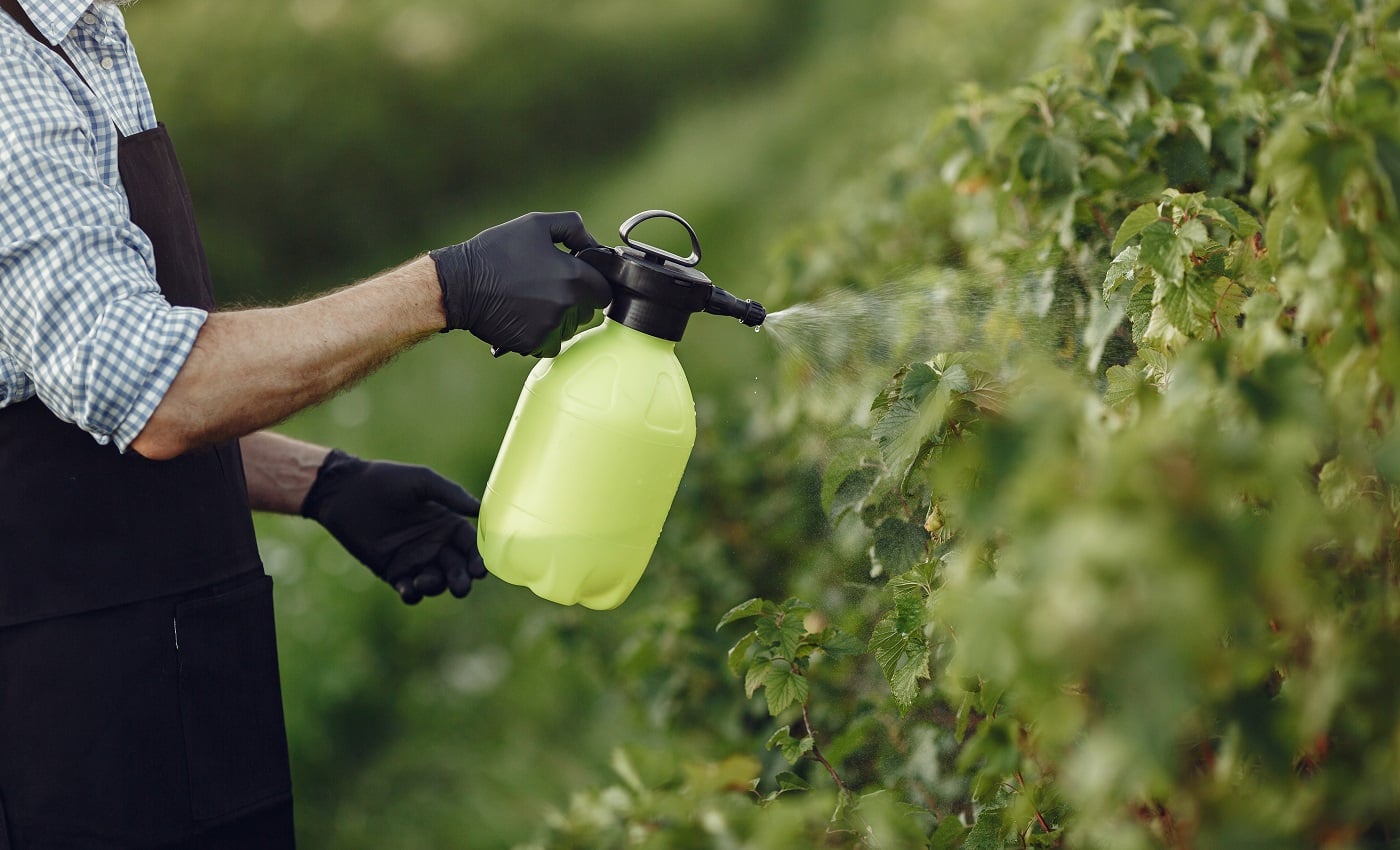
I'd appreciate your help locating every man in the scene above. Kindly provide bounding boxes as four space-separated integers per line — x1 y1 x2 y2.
0 0 611 846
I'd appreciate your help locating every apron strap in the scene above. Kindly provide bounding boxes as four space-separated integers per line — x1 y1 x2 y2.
0 0 45 42
0 0 104 108
0 0 76 70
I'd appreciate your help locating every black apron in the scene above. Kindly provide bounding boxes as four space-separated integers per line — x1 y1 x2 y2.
0 3 293 845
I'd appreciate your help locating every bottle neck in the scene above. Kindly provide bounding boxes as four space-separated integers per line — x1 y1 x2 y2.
605 292 696 342
602 317 680 350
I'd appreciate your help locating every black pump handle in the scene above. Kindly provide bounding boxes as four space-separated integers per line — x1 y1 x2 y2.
619 210 702 267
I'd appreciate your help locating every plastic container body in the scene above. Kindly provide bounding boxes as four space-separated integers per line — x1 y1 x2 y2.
477 319 696 609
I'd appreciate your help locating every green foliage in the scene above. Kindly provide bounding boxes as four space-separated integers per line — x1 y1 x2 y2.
143 0 1059 845
719 597 858 777
529 0 1400 848
870 561 937 715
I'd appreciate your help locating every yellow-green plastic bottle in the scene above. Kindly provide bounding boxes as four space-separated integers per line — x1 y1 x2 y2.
477 211 766 609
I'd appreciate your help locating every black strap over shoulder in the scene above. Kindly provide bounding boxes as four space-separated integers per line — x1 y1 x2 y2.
0 0 43 41
0 0 84 77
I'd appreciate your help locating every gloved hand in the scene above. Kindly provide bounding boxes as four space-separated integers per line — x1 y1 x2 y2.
430 211 613 357
300 449 487 604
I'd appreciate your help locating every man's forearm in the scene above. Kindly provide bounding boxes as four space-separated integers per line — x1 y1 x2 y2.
130 255 445 460
241 431 331 515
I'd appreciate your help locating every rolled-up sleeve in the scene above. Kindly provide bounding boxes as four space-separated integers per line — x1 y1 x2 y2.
0 44 206 452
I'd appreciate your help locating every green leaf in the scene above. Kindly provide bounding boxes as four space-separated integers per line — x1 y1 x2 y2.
816 627 868 660
727 630 758 677
767 726 816 763
1177 217 1208 250
902 361 939 399
764 664 811 715
872 517 931 576
1127 281 1155 347
776 770 810 792
930 814 971 850
1112 203 1161 254
956 693 974 742
745 660 771 699
1104 364 1141 408
757 613 807 661
765 725 789 749
870 365 911 418
1139 348 1169 374
940 362 971 394
1138 219 1185 284
1305 135 1361 205
1158 277 1197 331
1203 196 1261 237
873 365 954 475
1018 131 1081 193
1158 275 1215 334
1103 244 1140 299
1140 41 1189 95
717 598 768 629
888 559 938 596
821 434 878 515
1159 130 1210 188
779 597 815 617
828 465 878 523
894 575 931 625
963 804 1009 850
870 609 932 714
1213 276 1247 329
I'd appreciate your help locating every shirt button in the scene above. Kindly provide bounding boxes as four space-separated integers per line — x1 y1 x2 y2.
69 28 79 38
100 57 114 70
82 13 97 24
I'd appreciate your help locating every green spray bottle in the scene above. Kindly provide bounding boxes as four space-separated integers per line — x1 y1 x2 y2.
477 210 766 609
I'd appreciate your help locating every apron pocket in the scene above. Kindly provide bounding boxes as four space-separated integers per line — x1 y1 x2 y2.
175 574 292 821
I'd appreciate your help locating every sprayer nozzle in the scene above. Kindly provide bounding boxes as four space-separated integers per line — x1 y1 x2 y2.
705 286 766 327
739 300 767 327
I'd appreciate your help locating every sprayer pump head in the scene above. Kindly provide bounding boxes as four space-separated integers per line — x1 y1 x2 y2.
576 210 766 342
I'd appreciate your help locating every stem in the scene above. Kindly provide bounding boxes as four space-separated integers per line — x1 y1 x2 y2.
1360 281 1381 343
1036 93 1055 130
1016 771 1053 835
1211 279 1238 339
802 702 848 794
1091 204 1114 240
1319 24 1350 98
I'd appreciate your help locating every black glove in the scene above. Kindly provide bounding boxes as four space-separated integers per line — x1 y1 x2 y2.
430 211 613 357
300 449 487 604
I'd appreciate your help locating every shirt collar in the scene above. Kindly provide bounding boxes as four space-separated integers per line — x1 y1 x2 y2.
17 0 95 45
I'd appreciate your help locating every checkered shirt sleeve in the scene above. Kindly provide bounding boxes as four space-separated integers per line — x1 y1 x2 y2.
0 6 206 453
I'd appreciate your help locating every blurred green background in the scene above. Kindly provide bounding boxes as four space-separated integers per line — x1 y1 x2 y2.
125 1 1073 846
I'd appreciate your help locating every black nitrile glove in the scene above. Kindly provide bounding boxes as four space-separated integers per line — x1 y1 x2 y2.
300 449 487 604
430 211 613 357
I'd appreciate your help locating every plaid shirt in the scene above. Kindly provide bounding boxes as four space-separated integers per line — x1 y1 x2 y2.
0 0 206 452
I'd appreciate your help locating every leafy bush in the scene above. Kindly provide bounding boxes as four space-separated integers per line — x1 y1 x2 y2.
529 1 1400 847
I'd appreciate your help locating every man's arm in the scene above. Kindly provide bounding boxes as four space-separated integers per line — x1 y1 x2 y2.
130 256 443 460
129 212 612 461
243 428 489 603
240 430 330 515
